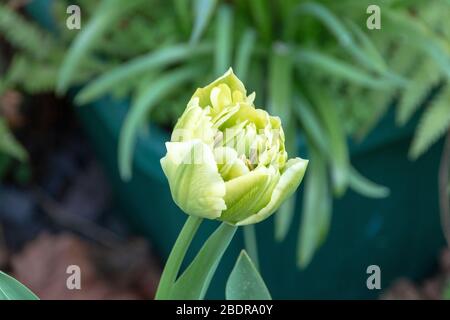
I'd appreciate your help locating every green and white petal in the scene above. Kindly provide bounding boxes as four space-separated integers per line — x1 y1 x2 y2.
160 140 226 219
236 157 308 226
220 166 279 225
192 68 246 108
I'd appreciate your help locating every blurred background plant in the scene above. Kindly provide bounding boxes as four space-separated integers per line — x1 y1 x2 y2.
1 0 450 274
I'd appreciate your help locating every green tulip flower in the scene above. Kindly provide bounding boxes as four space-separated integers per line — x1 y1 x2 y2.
161 68 308 226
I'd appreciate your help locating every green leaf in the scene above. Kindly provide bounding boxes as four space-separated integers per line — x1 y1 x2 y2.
118 65 204 180
0 271 39 300
0 118 27 162
225 250 271 300
249 0 272 43
349 166 390 199
57 0 124 94
75 43 212 105
295 49 394 90
242 225 259 269
397 59 441 125
292 93 328 155
410 86 450 159
269 44 296 242
214 5 233 76
170 223 237 299
190 0 218 44
234 28 256 82
307 86 350 197
297 145 331 268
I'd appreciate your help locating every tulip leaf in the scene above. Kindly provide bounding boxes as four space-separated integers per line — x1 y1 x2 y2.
75 43 212 105
215 5 233 76
297 145 331 268
225 250 271 300
0 271 39 300
235 28 256 82
242 225 259 269
170 223 237 299
349 166 390 199
190 0 218 44
118 65 204 180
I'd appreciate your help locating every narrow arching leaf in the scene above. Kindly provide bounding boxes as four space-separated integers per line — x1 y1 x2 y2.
307 86 349 197
170 223 237 299
297 145 331 268
0 271 39 300
292 93 328 155
349 166 390 199
190 0 218 44
295 49 394 89
225 250 271 300
75 43 212 105
214 5 233 76
235 28 256 82
57 0 131 94
269 44 296 242
118 65 204 180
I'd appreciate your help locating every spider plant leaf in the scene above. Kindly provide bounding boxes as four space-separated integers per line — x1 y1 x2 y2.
118 65 204 180
249 0 272 42
292 93 328 155
215 4 233 76
190 0 218 44
268 44 297 242
297 145 331 268
307 86 350 197
295 49 394 90
235 28 256 82
349 166 390 199
225 250 271 300
75 43 212 105
57 0 129 94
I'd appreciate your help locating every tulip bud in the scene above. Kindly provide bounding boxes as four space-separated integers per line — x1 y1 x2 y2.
161 69 308 225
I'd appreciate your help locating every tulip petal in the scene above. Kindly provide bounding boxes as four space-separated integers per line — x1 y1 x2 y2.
161 140 226 219
192 68 246 108
236 157 308 226
220 166 279 224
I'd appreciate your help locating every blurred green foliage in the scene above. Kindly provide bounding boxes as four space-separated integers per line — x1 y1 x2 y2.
1 0 450 267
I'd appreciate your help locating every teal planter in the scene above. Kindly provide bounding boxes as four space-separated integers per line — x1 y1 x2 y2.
28 0 445 299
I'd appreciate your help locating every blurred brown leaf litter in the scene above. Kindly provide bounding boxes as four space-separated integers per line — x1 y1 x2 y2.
11 232 160 300
382 249 450 300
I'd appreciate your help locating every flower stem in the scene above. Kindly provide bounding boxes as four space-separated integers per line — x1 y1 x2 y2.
243 225 259 269
155 215 202 299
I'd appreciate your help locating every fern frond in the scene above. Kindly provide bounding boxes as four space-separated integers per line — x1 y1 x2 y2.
0 4 54 57
410 84 450 159
397 59 442 125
